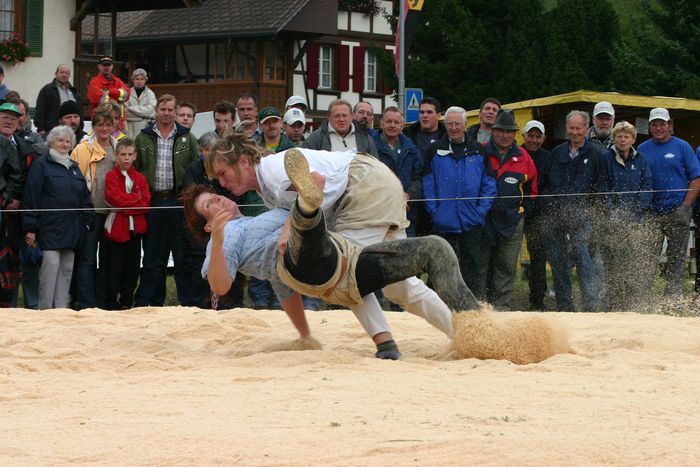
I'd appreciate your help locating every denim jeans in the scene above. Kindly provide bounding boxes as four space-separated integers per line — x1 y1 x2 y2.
545 215 602 311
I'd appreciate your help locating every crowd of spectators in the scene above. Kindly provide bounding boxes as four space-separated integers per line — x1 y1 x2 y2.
0 58 698 312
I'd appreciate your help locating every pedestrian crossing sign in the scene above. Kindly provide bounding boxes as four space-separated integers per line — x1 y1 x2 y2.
405 88 423 123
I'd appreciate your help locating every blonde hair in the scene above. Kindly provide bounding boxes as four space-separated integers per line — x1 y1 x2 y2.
611 120 637 140
205 132 263 179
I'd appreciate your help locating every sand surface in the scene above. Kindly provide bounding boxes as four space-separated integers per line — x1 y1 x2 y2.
1 307 699 465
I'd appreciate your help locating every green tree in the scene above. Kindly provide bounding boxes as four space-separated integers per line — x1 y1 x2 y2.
610 0 700 98
406 0 546 108
541 0 620 95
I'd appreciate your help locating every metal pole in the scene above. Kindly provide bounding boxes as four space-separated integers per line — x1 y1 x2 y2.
398 1 406 113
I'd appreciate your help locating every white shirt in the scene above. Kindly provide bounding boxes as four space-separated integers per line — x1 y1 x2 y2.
256 148 354 212
328 123 358 153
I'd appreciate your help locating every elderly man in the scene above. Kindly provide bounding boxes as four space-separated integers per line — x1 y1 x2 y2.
353 101 375 130
283 108 306 145
235 92 261 139
86 56 129 122
372 106 422 236
639 108 700 297
521 120 551 310
34 64 82 136
586 101 615 150
133 94 199 306
0 102 31 307
212 100 236 136
480 110 538 309
466 97 501 144
176 102 196 129
302 99 377 157
423 106 497 294
540 110 608 311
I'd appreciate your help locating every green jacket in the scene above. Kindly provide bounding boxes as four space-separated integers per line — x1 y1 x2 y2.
134 122 199 192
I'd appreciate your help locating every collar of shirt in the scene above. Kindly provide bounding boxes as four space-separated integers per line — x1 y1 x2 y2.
154 124 176 141
329 122 355 137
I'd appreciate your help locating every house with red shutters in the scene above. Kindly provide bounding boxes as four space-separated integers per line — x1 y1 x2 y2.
73 0 398 124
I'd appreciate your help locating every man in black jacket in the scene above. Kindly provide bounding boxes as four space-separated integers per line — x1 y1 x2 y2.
0 102 27 307
539 110 607 312
521 120 551 310
34 65 82 137
465 97 501 144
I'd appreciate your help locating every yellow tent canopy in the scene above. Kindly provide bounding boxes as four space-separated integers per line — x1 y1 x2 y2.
467 89 700 147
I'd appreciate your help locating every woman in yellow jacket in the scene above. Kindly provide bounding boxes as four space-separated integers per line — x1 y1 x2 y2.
70 109 118 309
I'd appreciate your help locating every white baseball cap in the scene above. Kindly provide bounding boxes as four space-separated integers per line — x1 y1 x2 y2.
284 108 305 125
593 101 615 117
285 95 307 109
649 107 670 122
523 120 545 134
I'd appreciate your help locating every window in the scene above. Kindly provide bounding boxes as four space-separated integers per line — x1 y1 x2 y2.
263 40 286 82
232 40 256 81
79 11 112 57
364 50 376 93
0 0 43 56
319 45 333 89
0 0 14 40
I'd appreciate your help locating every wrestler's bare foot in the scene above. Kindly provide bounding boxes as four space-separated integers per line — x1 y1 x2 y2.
284 148 323 213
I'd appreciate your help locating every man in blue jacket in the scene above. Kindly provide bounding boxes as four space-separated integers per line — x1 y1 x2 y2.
423 106 496 296
539 110 608 311
639 108 700 297
372 106 422 236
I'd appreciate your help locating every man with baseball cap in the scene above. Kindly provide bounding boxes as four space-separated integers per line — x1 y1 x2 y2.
521 120 551 310
587 101 615 150
285 95 307 111
0 102 27 306
283 107 306 145
638 107 700 297
86 56 129 124
255 107 294 152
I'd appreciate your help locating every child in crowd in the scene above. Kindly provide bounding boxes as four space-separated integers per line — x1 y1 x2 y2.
102 138 151 309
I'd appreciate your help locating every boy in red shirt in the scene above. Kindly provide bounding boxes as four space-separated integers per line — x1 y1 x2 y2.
102 138 151 309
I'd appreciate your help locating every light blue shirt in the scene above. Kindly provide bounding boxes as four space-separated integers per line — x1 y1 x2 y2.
201 208 295 302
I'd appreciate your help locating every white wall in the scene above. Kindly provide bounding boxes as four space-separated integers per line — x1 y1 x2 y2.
4 0 75 108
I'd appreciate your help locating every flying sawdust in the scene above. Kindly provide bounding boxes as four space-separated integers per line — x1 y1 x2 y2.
451 307 572 364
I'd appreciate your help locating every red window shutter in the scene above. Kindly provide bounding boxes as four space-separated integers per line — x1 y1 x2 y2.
306 42 319 89
338 44 350 91
382 49 394 95
352 46 365 93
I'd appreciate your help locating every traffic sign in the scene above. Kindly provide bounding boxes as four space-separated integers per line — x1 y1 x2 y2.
405 88 423 123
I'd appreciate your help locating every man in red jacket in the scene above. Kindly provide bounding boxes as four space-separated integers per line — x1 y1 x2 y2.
480 109 538 310
87 56 130 127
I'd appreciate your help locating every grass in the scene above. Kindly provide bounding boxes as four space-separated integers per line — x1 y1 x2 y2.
162 267 699 316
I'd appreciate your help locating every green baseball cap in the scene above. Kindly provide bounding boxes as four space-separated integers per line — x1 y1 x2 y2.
258 107 282 123
0 102 21 116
